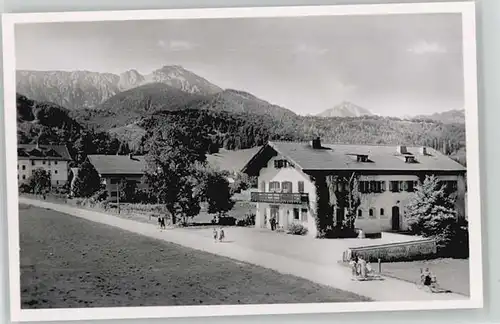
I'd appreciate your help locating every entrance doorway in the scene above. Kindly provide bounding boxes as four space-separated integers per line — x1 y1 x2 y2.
391 206 400 231
270 205 279 230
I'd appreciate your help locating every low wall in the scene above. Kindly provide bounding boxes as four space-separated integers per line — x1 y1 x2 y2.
342 238 437 263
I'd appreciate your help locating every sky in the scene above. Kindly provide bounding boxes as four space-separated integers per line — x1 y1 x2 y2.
15 13 464 117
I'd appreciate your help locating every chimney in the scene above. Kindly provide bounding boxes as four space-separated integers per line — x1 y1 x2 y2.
396 145 407 154
419 146 427 155
311 137 322 149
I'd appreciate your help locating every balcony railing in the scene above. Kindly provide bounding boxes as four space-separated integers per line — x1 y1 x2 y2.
251 192 309 204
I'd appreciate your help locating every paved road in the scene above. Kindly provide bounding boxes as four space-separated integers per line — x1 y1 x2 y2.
19 197 467 302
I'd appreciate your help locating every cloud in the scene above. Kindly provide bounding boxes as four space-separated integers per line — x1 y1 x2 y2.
407 41 447 55
157 40 198 51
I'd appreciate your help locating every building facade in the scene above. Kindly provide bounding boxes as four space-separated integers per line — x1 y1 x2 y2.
86 154 148 202
17 144 72 187
242 138 467 237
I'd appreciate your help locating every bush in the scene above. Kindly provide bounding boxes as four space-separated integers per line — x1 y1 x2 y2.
236 213 256 227
218 216 236 226
287 223 308 236
19 183 32 194
436 219 469 258
323 227 358 239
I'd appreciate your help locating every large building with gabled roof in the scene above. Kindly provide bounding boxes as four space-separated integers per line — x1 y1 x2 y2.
17 144 72 187
242 138 467 237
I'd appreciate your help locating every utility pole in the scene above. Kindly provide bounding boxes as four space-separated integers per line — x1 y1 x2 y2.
116 182 120 214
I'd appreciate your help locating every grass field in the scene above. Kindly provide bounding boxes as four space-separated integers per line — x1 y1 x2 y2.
381 259 470 296
19 204 369 308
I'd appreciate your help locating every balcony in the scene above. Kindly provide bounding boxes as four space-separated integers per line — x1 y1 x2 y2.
251 192 309 205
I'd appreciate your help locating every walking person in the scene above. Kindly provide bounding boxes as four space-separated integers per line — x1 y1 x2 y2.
218 227 225 242
213 227 218 242
358 255 367 280
270 217 276 231
349 254 359 280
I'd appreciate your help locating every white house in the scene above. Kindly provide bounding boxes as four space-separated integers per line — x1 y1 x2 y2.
17 144 71 187
242 138 467 237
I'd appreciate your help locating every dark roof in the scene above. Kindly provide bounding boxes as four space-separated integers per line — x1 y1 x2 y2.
87 155 146 175
206 147 262 173
242 141 466 175
17 144 72 161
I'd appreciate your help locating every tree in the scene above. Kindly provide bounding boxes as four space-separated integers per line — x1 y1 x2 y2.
144 124 208 225
201 167 235 219
119 179 138 203
230 172 252 195
406 175 466 257
71 160 101 197
26 168 51 195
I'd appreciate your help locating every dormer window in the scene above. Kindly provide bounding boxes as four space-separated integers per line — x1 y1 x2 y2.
357 154 369 163
274 159 292 169
404 156 417 163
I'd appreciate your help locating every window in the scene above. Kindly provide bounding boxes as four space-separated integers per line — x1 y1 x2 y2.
110 178 120 185
22 175 26 180
369 208 375 218
301 209 308 222
31 160 35 166
356 155 369 162
281 181 293 193
380 208 385 217
389 181 400 192
357 209 363 218
359 181 385 193
406 180 416 192
404 156 417 163
440 180 458 194
22 165 26 170
17 164 19 170
293 208 300 220
260 181 266 192
54 170 58 174
298 181 305 193
56 180 59 185
110 191 118 197
269 181 281 192
54 161 58 165
274 159 292 169
42 161 46 165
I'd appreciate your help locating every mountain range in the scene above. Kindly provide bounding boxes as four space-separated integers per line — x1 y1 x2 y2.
316 101 374 118
16 65 222 110
412 109 465 124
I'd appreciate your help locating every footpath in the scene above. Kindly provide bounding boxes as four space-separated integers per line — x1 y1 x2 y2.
19 197 467 302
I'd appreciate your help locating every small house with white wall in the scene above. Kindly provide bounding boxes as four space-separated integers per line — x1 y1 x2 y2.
241 138 466 237
17 144 71 187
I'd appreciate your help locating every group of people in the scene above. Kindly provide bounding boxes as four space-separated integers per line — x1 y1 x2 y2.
157 214 167 230
213 227 226 242
349 254 376 280
420 267 440 292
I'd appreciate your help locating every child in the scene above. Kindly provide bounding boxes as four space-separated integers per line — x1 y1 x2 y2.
357 256 367 279
213 227 218 242
218 227 225 242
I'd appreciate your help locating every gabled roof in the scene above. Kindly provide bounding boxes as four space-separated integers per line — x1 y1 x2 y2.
242 141 466 176
87 155 146 176
17 144 72 161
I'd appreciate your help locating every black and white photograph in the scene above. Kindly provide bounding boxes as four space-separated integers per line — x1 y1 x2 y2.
2 2 483 321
